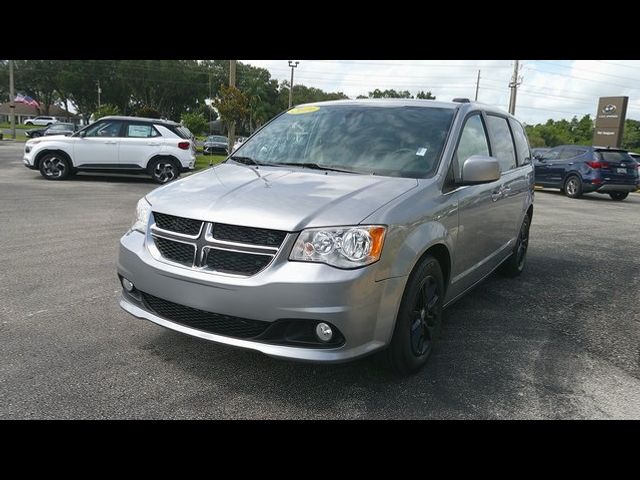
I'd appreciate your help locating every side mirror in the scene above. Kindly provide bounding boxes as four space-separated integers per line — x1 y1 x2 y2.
459 155 501 185
78 130 86 138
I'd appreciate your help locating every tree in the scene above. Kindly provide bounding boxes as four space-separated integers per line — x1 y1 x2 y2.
180 112 208 136
136 105 161 118
213 85 249 151
93 104 120 120
368 88 413 99
416 90 436 100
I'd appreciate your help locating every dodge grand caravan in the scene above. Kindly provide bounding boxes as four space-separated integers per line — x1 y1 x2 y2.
117 99 535 374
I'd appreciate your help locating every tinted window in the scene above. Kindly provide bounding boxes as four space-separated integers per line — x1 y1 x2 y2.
561 147 586 159
455 114 490 177
509 118 531 166
541 148 561 161
598 150 634 163
84 120 123 138
126 123 159 138
236 105 456 178
486 115 516 172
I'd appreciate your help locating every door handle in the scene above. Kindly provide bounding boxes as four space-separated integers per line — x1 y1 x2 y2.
146 142 161 146
104 140 117 144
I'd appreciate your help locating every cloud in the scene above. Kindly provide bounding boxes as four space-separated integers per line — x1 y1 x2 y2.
242 60 640 124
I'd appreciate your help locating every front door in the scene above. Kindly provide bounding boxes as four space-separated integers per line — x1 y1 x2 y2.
451 113 506 292
73 119 124 167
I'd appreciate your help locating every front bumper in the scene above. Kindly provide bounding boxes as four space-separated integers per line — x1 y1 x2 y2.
23 149 36 169
117 230 407 362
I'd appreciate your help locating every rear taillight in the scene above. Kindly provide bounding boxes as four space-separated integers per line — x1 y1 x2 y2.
586 161 609 169
178 141 190 150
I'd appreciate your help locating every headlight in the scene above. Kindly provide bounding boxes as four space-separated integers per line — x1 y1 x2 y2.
27 139 41 145
289 225 386 268
131 197 152 233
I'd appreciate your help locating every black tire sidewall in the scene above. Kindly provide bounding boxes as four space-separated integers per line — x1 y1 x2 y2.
609 192 628 201
388 255 444 375
39 153 71 180
564 175 582 198
149 158 180 184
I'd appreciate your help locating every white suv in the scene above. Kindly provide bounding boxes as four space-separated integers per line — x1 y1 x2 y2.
23 116 197 184
24 116 58 126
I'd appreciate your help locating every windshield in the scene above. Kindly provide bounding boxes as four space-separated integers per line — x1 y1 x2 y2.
232 104 455 178
208 136 227 142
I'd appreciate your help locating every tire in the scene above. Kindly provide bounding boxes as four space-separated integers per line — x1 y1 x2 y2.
498 213 531 278
148 157 180 184
39 153 71 180
609 192 628 201
387 254 444 375
564 175 582 198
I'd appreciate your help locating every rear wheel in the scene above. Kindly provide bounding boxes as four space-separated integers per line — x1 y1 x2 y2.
149 158 180 184
387 255 444 375
39 153 71 180
609 192 628 201
564 175 582 198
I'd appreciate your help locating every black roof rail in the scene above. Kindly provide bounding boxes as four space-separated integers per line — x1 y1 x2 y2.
452 98 471 103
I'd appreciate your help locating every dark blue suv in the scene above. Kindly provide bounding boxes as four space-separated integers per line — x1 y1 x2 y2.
534 145 639 201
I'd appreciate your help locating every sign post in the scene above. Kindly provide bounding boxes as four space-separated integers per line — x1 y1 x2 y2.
593 96 628 148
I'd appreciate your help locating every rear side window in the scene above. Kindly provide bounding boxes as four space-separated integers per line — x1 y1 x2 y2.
455 114 490 177
508 118 531 166
126 123 160 138
597 150 634 163
562 147 587 159
486 115 516 172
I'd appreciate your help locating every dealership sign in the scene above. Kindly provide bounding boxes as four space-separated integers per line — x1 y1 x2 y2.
593 96 628 147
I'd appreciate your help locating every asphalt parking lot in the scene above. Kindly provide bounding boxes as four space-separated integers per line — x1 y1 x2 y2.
1 141 639 419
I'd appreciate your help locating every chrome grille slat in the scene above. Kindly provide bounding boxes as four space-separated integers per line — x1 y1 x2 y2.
149 212 287 277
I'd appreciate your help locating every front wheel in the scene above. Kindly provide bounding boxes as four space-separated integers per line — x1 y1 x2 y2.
498 213 531 277
39 153 71 180
609 192 628 201
149 158 180 184
387 255 444 375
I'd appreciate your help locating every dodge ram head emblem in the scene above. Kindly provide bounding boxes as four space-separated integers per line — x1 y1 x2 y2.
602 104 617 114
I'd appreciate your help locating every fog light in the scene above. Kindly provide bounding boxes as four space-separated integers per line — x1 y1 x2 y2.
315 322 333 342
121 278 134 292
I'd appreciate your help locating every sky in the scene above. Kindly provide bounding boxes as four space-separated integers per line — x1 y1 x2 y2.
242 60 640 125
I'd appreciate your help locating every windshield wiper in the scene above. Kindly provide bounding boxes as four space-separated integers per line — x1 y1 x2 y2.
229 155 261 167
276 162 358 174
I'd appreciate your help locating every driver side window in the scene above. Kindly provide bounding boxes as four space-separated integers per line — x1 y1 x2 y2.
84 121 123 138
455 114 490 177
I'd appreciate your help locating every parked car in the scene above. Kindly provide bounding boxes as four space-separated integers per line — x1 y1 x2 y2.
232 136 247 152
203 135 229 155
24 126 49 138
534 145 639 201
117 99 534 374
23 116 197 184
531 147 550 160
24 116 58 126
43 122 77 136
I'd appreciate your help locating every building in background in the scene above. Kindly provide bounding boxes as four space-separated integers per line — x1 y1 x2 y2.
0 102 80 125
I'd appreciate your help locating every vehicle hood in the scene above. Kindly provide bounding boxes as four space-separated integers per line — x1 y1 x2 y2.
147 163 418 231
28 134 69 143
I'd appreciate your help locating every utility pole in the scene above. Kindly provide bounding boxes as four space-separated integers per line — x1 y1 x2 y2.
228 60 237 153
9 60 16 140
97 80 101 108
508 60 521 115
474 69 481 101
288 60 299 108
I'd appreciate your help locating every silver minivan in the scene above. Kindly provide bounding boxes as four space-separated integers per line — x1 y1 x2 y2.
118 99 534 374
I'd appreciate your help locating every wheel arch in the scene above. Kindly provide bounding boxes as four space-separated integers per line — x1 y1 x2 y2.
146 154 181 171
34 149 74 169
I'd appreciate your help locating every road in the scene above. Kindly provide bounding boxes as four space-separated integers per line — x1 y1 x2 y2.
1 141 638 419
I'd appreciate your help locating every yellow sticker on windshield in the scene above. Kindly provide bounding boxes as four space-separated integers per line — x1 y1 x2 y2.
287 105 320 115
